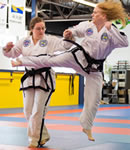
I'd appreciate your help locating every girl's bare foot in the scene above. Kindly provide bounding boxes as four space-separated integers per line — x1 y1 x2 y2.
11 60 22 67
82 128 95 141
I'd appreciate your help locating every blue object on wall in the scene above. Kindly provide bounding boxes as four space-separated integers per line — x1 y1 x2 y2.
31 0 37 18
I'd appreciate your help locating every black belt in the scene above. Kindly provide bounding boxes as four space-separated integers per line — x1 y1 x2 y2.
20 67 54 92
64 39 105 74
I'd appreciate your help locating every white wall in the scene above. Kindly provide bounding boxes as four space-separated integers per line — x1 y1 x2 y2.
106 25 130 66
0 32 16 70
0 47 12 70
104 25 130 81
0 30 26 70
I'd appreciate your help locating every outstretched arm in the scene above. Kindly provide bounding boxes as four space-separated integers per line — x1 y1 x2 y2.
3 39 23 58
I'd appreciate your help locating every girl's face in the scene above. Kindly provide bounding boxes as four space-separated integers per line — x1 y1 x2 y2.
92 6 106 25
31 21 46 40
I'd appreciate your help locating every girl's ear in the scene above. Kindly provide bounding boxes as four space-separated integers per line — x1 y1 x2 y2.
30 28 33 32
103 13 107 20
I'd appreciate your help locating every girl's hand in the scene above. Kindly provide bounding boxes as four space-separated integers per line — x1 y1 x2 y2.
105 21 112 30
63 29 73 40
4 42 14 52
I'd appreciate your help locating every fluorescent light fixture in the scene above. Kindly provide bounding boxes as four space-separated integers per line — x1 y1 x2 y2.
73 0 97 7
25 7 32 12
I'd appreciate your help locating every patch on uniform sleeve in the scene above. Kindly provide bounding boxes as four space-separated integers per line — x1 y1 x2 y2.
23 40 31 47
39 40 48 47
101 32 108 42
86 28 93 36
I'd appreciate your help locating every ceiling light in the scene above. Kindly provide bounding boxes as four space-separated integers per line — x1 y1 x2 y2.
73 0 97 7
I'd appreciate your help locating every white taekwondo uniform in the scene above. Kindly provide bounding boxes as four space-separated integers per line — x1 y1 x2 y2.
16 21 129 131
3 34 72 146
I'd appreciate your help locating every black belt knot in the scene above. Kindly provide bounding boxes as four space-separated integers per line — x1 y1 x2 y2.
20 67 52 92
64 39 106 74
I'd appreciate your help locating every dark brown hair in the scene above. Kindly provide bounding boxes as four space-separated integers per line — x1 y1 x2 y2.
29 17 45 35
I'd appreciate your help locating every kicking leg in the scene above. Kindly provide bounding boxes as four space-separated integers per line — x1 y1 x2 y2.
11 51 84 74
